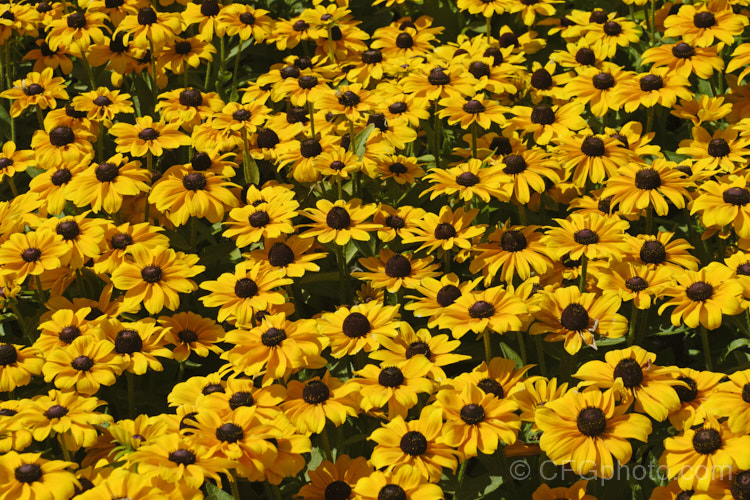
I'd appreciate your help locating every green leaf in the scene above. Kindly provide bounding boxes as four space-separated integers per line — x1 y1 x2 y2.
499 342 523 368
720 338 750 363
353 123 375 159
205 481 233 500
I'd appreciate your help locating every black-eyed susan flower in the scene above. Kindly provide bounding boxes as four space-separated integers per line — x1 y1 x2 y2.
223 198 298 249
369 406 457 481
68 154 150 214
509 102 587 145
99 317 172 375
93 222 169 275
370 322 470 382
574 346 684 421
0 229 68 284
555 133 634 188
111 245 204 315
301 198 379 246
438 94 507 130
404 273 481 329
530 286 626 354
0 451 78 500
642 41 724 80
542 213 630 261
509 377 569 431
318 301 400 358
667 368 723 431
497 147 562 204
372 204 425 243
30 125 94 170
46 10 108 56
707 369 750 435
0 67 68 118
660 416 750 492
443 285 529 338
199 261 291 327
562 65 629 117
601 158 693 217
436 383 520 457
624 232 699 271
116 6 181 49
72 87 134 124
282 371 359 434
401 206 485 256
354 357 435 419
38 212 106 269
150 170 239 227
0 343 42 392
34 307 97 353
677 126 750 174
663 3 747 47
597 262 671 310
658 262 743 330
583 16 641 58
401 63 475 101
532 481 596 500
353 464 444 500
299 455 373 500
536 387 651 478
42 336 124 395
216 4 272 42
422 158 512 203
470 223 553 284
158 312 224 363
353 249 441 293
615 69 692 114
110 116 191 158
74 468 162 500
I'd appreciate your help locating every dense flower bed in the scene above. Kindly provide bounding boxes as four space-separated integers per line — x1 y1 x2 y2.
1 0 750 498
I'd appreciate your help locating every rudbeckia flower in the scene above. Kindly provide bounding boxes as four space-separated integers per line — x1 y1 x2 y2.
663 3 747 47
469 223 553 284
532 480 596 500
422 158 513 203
0 67 68 118
282 371 359 434
42 336 124 395
353 464 444 500
149 170 239 226
0 343 42 392
68 154 150 214
0 452 78 500
0 229 68 284
353 249 441 293
667 368 723 431
536 387 651 478
109 116 191 158
298 455 373 500
158 311 225 363
509 377 569 431
443 285 529 338
300 198 379 246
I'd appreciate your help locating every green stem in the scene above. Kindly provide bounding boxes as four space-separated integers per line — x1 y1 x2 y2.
126 371 135 418
231 36 247 93
649 0 656 45
272 485 283 500
204 59 212 91
148 39 158 105
486 15 492 41
320 426 334 461
455 459 469 500
229 471 241 500
57 433 72 462
97 125 104 162
516 331 527 364
627 306 640 346
646 205 654 234
6 175 17 197
700 326 713 370
9 302 29 344
35 275 46 304
433 101 441 170
443 248 450 272
348 120 355 152
497 447 521 500
471 122 478 159
335 245 348 305
645 106 654 134
307 101 316 138
144 152 152 224
579 254 588 292
35 106 44 129
483 329 492 364
325 25 336 64
189 217 197 248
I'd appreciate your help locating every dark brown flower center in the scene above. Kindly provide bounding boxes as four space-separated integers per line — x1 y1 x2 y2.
338 91 360 107
342 312 370 338
216 422 243 443
293 20 309 32
639 75 664 92
427 67 451 86
110 232 133 250
723 187 750 205
298 75 318 89
248 211 270 228
693 428 722 454
603 20 622 36
731 471 750 500
434 222 456 240
676 491 694 500
179 89 203 107
49 126 75 146
388 162 407 174
460 403 486 425
589 9 608 23
675 376 699 403
469 300 495 319
502 154 527 174
325 480 352 500
613 358 644 387
174 41 192 54
384 254 411 278
24 83 44 96
592 73 615 90
256 129 280 149
531 69 553 90
530 105 555 125
379 366 405 387
326 206 351 229
115 329 143 354
229 391 254 409
388 101 408 114
385 215 405 229
177 329 198 343
405 341 431 359
44 404 68 419
0 344 17 365
71 355 94 371
58 325 80 343
280 66 300 79
573 228 599 245
484 47 504 65
22 247 42 262
378 485 406 500
56 220 79 240
560 303 589 331
625 276 649 292
436 285 461 307
456 171 480 187
463 99 485 114
95 162 119 182
498 32 519 47
302 379 330 404
182 172 207 191
138 127 159 141
137 6 157 25
469 61 491 79
693 12 716 29
234 278 258 298
361 49 383 64
267 243 295 267
640 240 666 264
141 265 162 283
635 168 662 190
200 0 220 17
576 48 596 66
232 108 252 122
395 32 414 49
581 136 605 157
708 138 731 157
261 327 286 347
598 196 614 214
67 11 87 28
14 463 42 483
300 138 322 158
51 168 72 185
577 407 607 436
477 378 504 398
672 42 695 59
686 281 713 301
168 448 197 465
500 230 527 252
239 12 255 25
399 430 427 455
